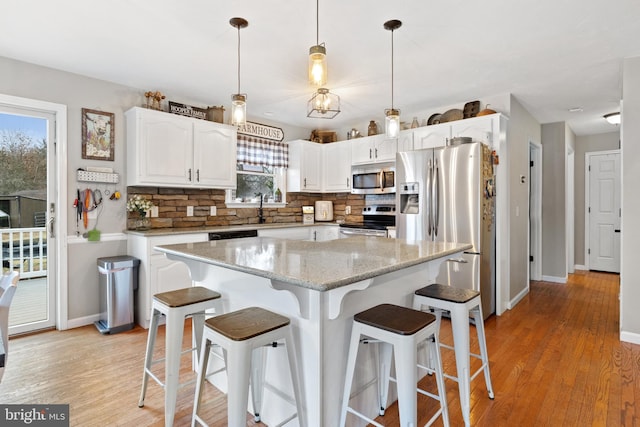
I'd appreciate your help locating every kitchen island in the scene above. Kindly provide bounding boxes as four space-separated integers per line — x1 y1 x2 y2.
156 236 471 426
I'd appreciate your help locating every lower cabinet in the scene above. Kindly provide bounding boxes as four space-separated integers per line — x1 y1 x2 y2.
128 233 208 328
257 225 340 241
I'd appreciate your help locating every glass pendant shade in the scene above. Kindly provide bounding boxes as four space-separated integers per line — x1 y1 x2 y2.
309 44 327 86
385 108 400 138
307 88 340 118
231 93 247 126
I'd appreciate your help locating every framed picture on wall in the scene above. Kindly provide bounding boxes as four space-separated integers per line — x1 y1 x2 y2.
82 108 114 161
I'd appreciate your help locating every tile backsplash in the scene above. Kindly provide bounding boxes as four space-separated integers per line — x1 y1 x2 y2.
126 187 366 229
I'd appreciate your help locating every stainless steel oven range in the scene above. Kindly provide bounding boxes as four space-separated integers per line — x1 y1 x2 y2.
339 204 396 238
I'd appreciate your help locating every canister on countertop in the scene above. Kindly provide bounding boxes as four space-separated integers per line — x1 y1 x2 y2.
315 201 333 222
302 206 315 224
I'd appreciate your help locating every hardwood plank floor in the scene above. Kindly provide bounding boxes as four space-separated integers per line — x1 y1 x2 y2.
0 270 637 426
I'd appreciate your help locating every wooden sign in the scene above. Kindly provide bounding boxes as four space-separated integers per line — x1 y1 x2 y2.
168 101 207 120
237 121 284 141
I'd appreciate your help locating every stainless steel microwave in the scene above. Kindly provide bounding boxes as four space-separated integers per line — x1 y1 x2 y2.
351 163 395 194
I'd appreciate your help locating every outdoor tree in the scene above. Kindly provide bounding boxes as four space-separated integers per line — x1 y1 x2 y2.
0 130 47 195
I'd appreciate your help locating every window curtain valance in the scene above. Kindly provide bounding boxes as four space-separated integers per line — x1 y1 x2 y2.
236 134 288 168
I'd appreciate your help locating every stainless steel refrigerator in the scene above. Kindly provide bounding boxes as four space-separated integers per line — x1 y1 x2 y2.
396 142 496 317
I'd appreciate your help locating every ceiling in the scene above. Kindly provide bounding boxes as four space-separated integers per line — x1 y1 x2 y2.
1 0 639 136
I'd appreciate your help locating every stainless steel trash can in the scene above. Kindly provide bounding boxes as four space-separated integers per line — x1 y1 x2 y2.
95 256 140 334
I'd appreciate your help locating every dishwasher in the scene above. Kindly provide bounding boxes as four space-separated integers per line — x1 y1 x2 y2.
208 229 258 240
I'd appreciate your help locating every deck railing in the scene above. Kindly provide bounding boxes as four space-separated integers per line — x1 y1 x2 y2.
1 227 47 279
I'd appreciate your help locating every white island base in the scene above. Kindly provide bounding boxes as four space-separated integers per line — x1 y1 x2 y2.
159 237 469 426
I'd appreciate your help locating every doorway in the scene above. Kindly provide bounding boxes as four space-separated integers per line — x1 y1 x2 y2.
529 141 542 281
0 94 68 334
586 150 621 273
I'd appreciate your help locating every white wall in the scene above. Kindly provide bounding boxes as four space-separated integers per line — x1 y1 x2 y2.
541 122 573 280
507 96 541 299
620 56 640 343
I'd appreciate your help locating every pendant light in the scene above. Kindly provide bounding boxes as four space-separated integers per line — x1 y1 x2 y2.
307 87 341 118
384 19 402 138
230 17 248 127
309 0 327 86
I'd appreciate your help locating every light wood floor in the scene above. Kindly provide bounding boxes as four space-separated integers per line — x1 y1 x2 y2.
0 270 637 426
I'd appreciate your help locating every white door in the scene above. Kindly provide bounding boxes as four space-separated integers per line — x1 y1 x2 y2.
0 102 58 334
588 152 621 272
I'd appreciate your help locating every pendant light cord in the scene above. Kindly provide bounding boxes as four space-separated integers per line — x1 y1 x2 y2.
316 0 319 45
237 25 241 94
391 28 395 110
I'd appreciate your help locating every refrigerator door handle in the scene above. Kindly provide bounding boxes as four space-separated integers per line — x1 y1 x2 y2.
427 159 433 237
433 157 440 237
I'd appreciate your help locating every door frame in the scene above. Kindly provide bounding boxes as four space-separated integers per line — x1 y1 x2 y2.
529 140 542 281
584 149 621 271
0 93 68 331
567 148 575 274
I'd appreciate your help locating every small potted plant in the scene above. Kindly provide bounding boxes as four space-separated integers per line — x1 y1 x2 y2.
127 195 154 230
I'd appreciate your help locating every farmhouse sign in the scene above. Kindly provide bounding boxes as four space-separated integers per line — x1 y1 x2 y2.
237 121 284 141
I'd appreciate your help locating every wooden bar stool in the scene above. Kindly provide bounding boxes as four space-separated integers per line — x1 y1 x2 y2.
340 304 449 427
413 284 494 427
138 286 222 427
192 306 306 427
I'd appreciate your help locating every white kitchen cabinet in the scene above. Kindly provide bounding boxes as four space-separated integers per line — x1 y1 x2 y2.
413 125 452 150
287 139 322 192
397 129 414 152
127 232 208 328
313 225 340 241
126 107 237 188
322 140 351 192
258 227 313 240
450 114 497 146
351 134 397 164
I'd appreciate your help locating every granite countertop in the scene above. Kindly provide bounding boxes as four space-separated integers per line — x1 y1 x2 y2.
126 222 340 237
155 236 472 291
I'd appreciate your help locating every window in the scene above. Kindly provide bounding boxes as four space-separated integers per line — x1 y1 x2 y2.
226 133 288 207
227 164 285 205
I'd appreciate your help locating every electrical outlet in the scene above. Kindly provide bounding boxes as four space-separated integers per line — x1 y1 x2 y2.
345 205 351 215
150 206 159 218
87 209 97 220
210 206 217 216
187 206 194 217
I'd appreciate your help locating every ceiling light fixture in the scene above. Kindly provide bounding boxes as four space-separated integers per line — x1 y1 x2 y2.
604 112 621 125
384 19 402 139
307 87 341 118
230 17 248 127
308 0 327 86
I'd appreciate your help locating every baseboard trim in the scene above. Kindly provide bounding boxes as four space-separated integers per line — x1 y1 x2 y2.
65 314 100 330
541 275 567 284
620 331 640 345
574 264 587 270
507 286 529 310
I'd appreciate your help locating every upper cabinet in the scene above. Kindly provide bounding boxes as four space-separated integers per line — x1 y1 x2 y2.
287 139 323 192
126 107 237 188
412 113 501 150
413 125 451 150
322 140 351 192
397 129 414 152
351 134 397 164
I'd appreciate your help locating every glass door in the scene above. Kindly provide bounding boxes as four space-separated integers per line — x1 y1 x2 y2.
0 106 56 334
